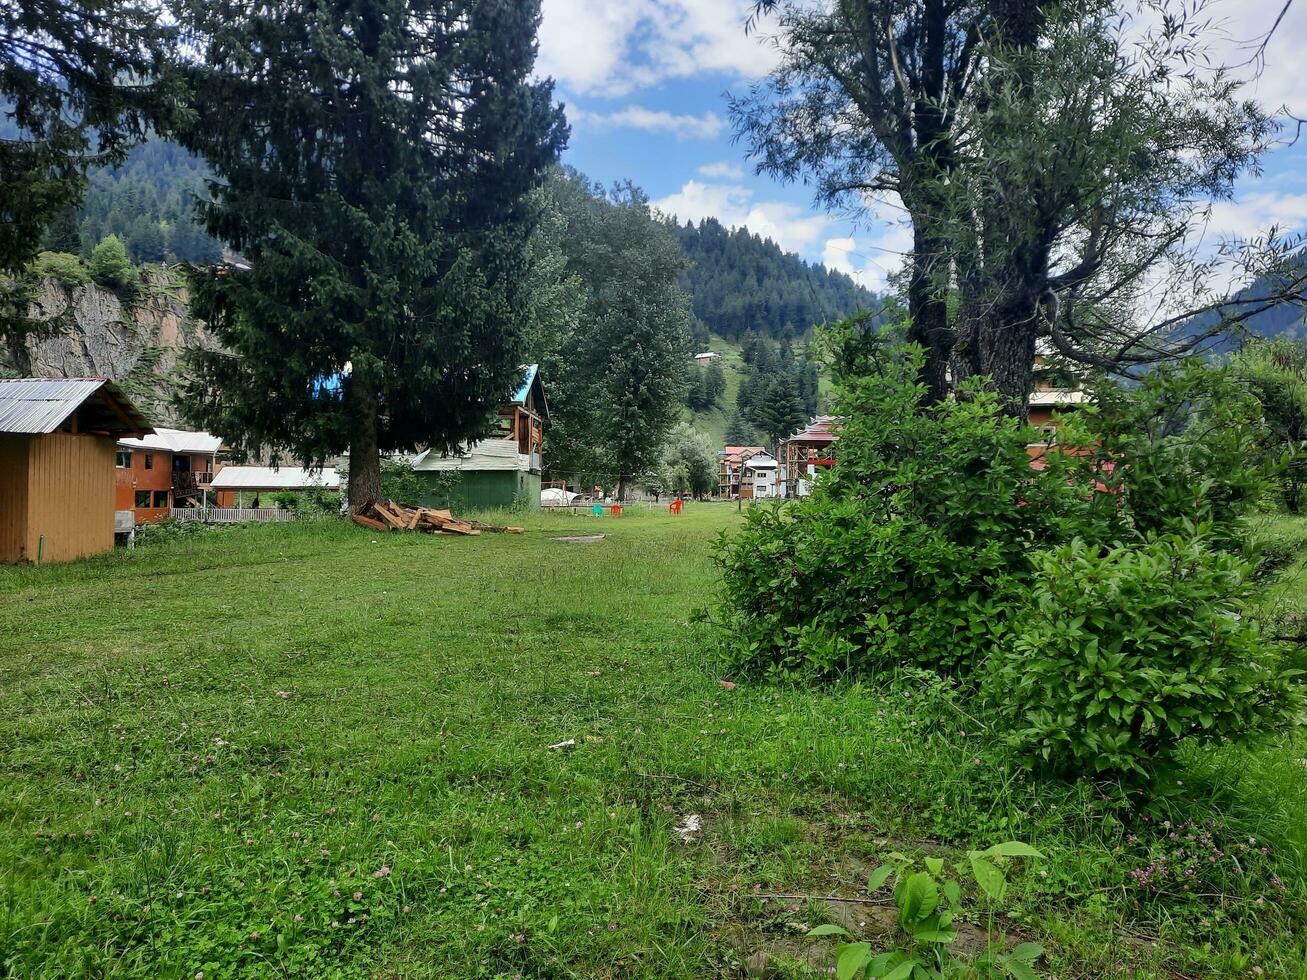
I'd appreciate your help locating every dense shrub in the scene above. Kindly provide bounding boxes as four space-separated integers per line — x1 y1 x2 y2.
88 235 135 289
28 250 89 285
713 317 1303 782
1089 364 1273 552
988 533 1302 780
715 330 1096 679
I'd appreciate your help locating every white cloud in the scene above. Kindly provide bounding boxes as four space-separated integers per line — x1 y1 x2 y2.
570 105 724 140
698 160 746 179
1206 190 1307 242
652 179 832 255
822 225 913 293
1208 1 1307 118
538 0 779 96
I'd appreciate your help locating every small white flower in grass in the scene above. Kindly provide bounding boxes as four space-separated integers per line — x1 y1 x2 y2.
373 866 390 878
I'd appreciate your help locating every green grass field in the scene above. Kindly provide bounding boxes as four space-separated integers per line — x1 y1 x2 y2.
1 505 1304 978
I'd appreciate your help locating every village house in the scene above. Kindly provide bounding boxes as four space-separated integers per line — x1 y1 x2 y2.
0 378 151 563
742 451 781 499
409 364 547 509
116 427 226 524
209 466 341 507
781 416 840 497
718 445 766 497
692 351 720 365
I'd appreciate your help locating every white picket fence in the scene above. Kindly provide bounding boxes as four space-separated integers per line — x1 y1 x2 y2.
169 507 298 524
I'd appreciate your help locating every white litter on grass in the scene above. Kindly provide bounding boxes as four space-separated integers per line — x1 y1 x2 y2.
674 813 702 840
547 739 577 751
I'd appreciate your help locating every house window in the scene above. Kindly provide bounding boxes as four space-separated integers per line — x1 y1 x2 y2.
1039 424 1058 445
116 449 131 468
135 491 150 508
172 455 191 473
144 452 154 470
153 490 169 508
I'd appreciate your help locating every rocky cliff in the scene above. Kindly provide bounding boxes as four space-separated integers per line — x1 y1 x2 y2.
3 268 215 425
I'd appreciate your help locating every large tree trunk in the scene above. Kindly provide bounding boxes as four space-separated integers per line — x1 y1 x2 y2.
347 376 383 513
980 297 1039 420
616 475 628 503
905 224 953 405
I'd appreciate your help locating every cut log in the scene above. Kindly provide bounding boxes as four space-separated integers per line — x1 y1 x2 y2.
351 513 388 531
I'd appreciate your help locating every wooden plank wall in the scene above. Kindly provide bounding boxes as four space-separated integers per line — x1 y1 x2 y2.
0 436 31 562
24 432 116 563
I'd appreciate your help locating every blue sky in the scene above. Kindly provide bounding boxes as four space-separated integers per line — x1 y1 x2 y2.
535 0 1307 294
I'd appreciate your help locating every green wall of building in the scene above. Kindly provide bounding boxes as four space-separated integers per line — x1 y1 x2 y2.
413 470 539 512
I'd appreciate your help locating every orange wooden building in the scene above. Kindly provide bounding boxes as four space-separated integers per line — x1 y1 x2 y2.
115 428 225 524
0 378 151 563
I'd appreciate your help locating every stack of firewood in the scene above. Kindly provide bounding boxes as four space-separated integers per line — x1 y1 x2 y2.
350 501 524 535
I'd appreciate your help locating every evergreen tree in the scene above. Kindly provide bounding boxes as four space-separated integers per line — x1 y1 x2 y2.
724 410 756 446
174 0 566 509
125 215 166 263
755 374 807 453
705 360 727 405
1 0 175 276
40 208 83 254
88 234 132 288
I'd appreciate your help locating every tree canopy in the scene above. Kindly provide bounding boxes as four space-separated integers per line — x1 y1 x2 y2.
533 169 692 499
733 0 1304 412
175 0 566 508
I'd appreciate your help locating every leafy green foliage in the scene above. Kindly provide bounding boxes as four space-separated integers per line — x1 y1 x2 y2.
1229 338 1307 512
988 534 1302 780
659 422 718 498
811 843 1045 978
715 316 1303 781
716 327 1090 679
28 251 89 286
1087 363 1273 552
87 235 134 289
534 170 692 496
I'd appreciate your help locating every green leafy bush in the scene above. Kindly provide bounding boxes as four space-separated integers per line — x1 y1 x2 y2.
88 234 135 289
28 250 89 285
988 533 1302 780
715 326 1098 679
1088 364 1273 552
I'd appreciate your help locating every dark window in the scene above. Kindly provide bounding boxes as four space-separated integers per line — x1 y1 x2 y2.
135 491 150 508
172 455 190 473
153 490 169 508
144 452 154 470
116 449 131 468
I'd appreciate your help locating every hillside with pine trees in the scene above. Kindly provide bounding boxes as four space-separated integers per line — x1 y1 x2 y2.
674 217 877 344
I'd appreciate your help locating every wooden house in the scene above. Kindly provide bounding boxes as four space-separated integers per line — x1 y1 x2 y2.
0 378 151 563
718 445 766 497
781 416 840 497
116 427 226 524
409 365 548 510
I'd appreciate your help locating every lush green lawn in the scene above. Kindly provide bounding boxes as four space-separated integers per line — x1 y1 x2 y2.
1 505 1304 978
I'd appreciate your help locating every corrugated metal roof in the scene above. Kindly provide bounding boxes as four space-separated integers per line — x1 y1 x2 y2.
209 466 340 490
118 427 224 454
0 377 151 436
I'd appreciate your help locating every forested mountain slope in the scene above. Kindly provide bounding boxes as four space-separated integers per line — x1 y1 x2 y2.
674 217 877 342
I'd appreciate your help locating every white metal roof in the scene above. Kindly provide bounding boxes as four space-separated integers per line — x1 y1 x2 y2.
411 439 528 473
118 427 224 454
209 466 340 490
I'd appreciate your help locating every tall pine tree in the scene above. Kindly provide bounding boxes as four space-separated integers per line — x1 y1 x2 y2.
175 0 566 508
